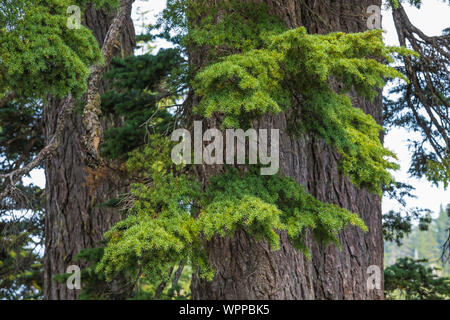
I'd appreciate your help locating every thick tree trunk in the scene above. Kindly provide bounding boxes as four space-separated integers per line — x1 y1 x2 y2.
191 0 384 300
43 4 135 300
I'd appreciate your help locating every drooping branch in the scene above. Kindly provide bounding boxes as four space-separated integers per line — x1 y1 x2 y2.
392 4 450 160
0 0 135 199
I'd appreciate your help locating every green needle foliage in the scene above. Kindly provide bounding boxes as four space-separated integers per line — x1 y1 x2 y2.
385 257 450 300
97 136 366 283
193 27 413 195
100 48 183 159
0 0 112 99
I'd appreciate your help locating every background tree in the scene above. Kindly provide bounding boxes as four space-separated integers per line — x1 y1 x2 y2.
385 257 450 299
1 0 448 300
385 0 449 187
96 0 406 300
0 0 136 299
385 204 450 276
383 0 449 267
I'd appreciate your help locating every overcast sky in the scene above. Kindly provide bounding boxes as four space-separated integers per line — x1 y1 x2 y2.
25 0 449 217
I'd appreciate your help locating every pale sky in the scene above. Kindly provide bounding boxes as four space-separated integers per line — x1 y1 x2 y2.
381 1 449 217
25 0 449 218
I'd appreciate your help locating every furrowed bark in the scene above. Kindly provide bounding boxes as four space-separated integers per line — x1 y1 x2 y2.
43 2 135 300
191 0 385 300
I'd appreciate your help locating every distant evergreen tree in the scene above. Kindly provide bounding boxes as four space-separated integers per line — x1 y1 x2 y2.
0 80 45 300
100 47 184 159
385 257 450 300
385 204 450 276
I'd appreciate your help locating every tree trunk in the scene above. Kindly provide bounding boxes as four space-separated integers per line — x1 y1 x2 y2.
191 0 384 300
43 4 135 300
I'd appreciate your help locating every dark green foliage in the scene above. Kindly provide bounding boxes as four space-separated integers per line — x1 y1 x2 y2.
388 0 450 9
385 205 450 276
385 257 450 300
100 48 184 159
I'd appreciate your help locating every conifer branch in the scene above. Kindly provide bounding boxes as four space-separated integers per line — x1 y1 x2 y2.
0 0 135 199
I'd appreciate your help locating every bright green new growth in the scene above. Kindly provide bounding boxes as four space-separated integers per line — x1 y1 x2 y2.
198 168 368 254
190 3 414 194
97 137 366 281
0 0 110 98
